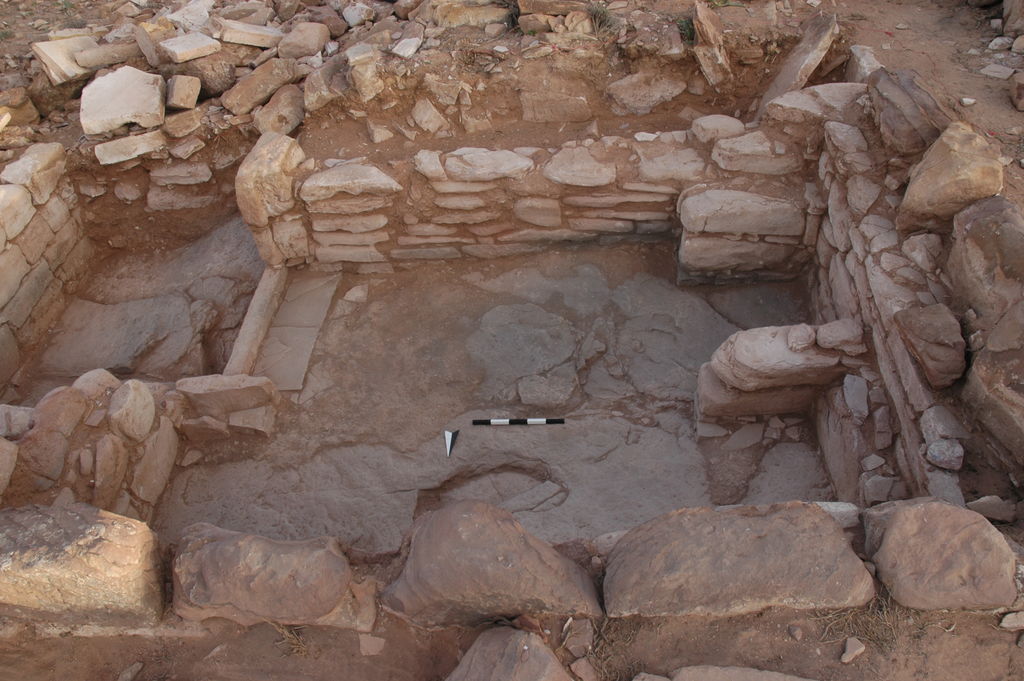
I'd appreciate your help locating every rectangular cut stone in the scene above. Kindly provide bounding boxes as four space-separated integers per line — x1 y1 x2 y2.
31 37 99 84
679 189 804 236
166 75 201 110
563 193 672 208
311 214 388 233
605 502 874 617
0 504 163 625
316 244 386 263
216 19 284 47
1 143 65 205
159 32 221 63
568 218 633 233
94 131 167 165
80 66 165 134
431 181 498 193
175 374 279 418
390 247 461 260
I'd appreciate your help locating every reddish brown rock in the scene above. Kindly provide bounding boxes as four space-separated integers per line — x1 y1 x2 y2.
173 522 375 629
383 500 602 627
0 503 162 625
870 500 1017 610
445 628 572 681
604 502 874 617
893 304 966 388
221 58 298 115
867 69 953 155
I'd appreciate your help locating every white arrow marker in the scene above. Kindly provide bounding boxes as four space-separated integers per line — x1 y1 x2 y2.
444 430 459 457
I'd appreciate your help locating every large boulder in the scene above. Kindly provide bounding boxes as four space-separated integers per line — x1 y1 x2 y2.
710 325 844 391
898 122 1002 228
234 133 306 227
604 502 874 617
0 504 162 625
445 628 572 681
382 500 602 627
173 523 376 629
868 499 1017 610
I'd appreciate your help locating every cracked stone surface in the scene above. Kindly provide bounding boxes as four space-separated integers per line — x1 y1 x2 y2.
155 244 820 554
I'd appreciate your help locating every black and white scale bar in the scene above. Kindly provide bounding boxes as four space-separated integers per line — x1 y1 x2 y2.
472 418 565 426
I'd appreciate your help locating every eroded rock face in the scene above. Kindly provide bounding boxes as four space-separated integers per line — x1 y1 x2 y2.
604 502 874 617
0 503 162 625
899 122 1002 226
173 523 375 629
869 500 1018 610
382 500 602 627
444 628 572 681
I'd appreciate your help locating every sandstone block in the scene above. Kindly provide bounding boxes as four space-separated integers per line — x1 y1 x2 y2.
0 143 65 204
444 628 572 681
31 37 98 85
0 439 16 502
299 163 401 201
690 114 745 144
108 379 155 443
254 83 304 134
754 13 838 119
444 149 534 182
175 373 279 419
222 58 298 115
0 87 40 126
166 75 201 110
235 132 305 227
673 669 818 681
679 190 804 237
216 18 284 48
867 69 952 155
542 147 615 186
278 22 329 59
604 502 874 617
696 363 818 418
382 500 602 627
869 500 1017 610
0 504 162 625
711 131 802 175
80 66 165 134
173 523 375 629
679 235 799 274
0 184 35 240
130 417 178 504
94 131 167 165
159 32 221 63
711 325 843 391
74 42 143 69
899 122 1002 224
893 304 966 388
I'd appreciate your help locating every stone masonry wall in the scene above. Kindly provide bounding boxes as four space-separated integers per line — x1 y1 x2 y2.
235 121 819 272
0 144 94 397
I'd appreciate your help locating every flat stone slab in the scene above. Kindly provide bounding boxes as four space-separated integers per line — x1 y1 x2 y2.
604 502 874 617
0 504 162 625
31 37 98 84
80 66 165 134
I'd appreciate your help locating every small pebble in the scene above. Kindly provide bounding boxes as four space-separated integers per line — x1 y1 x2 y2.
841 637 866 664
895 23 909 30
960 97 976 106
788 624 804 641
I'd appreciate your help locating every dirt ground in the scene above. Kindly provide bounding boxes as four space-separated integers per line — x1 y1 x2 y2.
1 604 1021 681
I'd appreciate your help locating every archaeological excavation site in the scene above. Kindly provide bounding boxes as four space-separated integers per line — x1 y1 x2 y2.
4 0 1024 678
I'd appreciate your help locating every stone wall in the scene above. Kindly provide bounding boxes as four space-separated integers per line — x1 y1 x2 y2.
235 116 824 271
0 370 281 521
0 144 94 396
691 59 1000 507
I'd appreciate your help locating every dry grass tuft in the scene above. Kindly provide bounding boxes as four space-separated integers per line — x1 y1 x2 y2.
587 3 621 36
270 622 309 657
813 591 937 654
587 617 648 681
